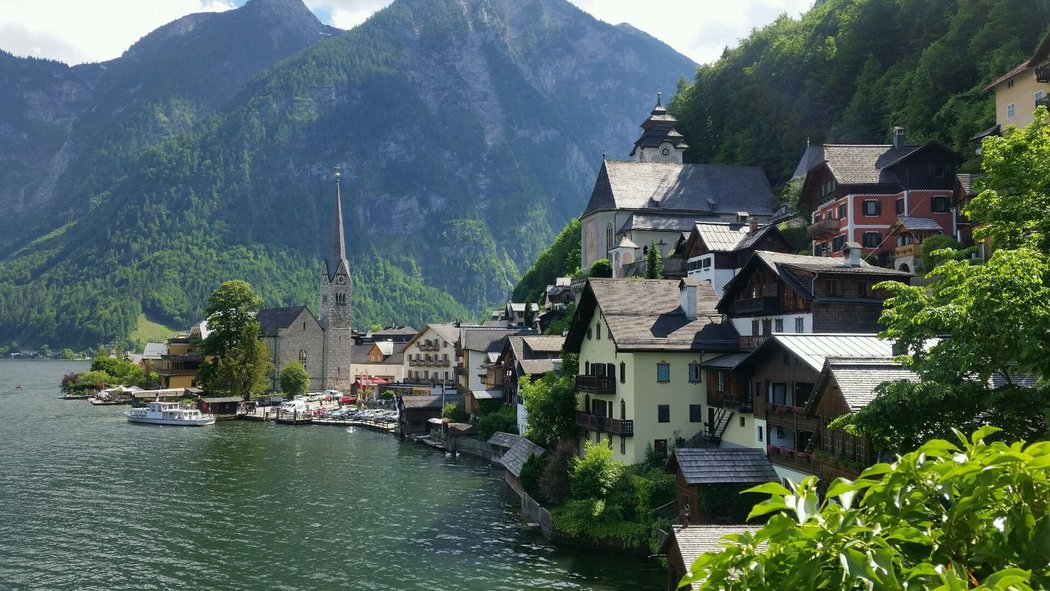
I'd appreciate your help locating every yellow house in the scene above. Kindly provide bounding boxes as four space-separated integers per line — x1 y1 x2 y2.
983 33 1050 130
565 278 739 465
156 322 207 389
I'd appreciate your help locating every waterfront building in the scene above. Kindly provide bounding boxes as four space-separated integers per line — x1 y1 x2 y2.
667 447 778 525
565 277 738 464
402 323 459 386
257 306 324 391
660 525 762 591
351 340 406 385
580 95 775 276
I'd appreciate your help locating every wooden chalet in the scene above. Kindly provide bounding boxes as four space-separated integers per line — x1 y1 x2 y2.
667 448 779 525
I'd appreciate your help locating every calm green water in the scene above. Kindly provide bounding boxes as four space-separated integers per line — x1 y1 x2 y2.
0 360 661 590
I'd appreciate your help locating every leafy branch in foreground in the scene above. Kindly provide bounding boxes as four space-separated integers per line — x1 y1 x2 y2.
681 426 1050 590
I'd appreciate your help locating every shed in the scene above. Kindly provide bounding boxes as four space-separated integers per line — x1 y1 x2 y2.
660 524 763 590
668 448 779 525
199 396 243 418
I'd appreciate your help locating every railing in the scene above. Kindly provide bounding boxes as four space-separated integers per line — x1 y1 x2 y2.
418 343 440 352
806 218 840 239
706 390 752 412
733 297 779 315
1035 62 1050 83
738 335 769 350
894 242 920 258
766 446 817 473
575 411 634 436
575 375 616 395
764 407 820 432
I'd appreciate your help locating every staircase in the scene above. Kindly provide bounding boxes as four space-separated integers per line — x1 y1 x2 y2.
708 408 734 441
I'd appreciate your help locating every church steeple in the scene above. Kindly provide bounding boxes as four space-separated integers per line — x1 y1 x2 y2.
325 167 348 282
630 91 689 163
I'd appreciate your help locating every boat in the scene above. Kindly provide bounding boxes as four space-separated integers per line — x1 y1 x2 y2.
125 400 216 426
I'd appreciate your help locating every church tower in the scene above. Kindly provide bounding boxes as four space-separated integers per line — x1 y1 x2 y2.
630 92 689 163
320 168 354 391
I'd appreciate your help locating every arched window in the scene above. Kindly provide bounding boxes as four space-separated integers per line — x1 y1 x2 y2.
620 400 626 420
299 350 307 367
606 223 613 253
619 361 626 384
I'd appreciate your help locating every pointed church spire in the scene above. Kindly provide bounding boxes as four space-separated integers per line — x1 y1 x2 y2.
325 167 348 281
656 90 662 108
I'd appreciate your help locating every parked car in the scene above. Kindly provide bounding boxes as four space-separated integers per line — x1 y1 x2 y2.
341 395 358 405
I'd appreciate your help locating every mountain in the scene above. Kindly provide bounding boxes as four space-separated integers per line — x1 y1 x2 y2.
669 0 1050 188
0 0 696 349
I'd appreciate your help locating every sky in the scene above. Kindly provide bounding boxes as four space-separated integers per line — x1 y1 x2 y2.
0 0 813 67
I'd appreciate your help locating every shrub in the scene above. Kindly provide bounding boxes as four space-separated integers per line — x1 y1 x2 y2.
476 404 517 440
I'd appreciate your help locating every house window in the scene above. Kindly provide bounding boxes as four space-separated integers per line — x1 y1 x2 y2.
658 405 670 423
896 198 904 214
762 319 772 335
837 203 847 219
862 200 880 216
795 317 805 333
832 235 846 251
758 426 764 442
774 318 784 332
821 179 837 196
335 293 346 305
654 439 668 456
620 361 626 384
739 415 746 428
657 363 670 383
596 322 601 340
751 319 760 336
858 281 869 297
586 327 592 340
827 279 840 296
814 213 822 222
1007 79 1015 89
689 404 702 423
863 231 881 248
688 363 701 383
621 400 626 420
716 371 726 393
1007 103 1016 119
606 223 613 252
1037 90 1046 102
931 196 950 212
771 383 787 405
299 350 307 367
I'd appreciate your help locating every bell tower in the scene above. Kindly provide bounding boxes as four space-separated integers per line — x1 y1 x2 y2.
320 167 354 391
630 92 688 163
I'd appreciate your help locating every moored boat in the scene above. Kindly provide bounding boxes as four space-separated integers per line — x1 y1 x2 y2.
126 400 215 426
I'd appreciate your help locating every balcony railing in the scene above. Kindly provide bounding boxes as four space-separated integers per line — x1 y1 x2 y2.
738 335 769 350
766 446 817 474
806 218 840 239
765 409 820 432
418 343 440 352
1036 62 1050 83
707 391 752 412
894 242 920 258
733 297 779 315
575 411 634 436
575 375 616 395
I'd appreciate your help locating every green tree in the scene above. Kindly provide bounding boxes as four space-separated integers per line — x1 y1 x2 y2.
279 361 310 398
90 355 146 386
523 298 536 327
644 241 663 279
521 354 578 447
38 344 51 357
61 348 74 360
589 258 612 278
442 402 469 423
680 427 1050 590
198 280 271 400
570 441 623 500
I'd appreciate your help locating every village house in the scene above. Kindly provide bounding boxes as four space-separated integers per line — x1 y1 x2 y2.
980 32 1050 134
565 277 738 464
482 334 564 434
580 95 775 276
351 340 406 385
458 326 534 417
681 221 794 296
155 323 207 389
799 127 964 269
401 323 459 386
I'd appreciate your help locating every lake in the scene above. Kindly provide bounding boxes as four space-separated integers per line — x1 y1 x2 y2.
0 360 663 590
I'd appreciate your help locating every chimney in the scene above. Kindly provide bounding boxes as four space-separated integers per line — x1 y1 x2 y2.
842 242 862 268
748 216 758 234
892 126 905 150
679 279 697 320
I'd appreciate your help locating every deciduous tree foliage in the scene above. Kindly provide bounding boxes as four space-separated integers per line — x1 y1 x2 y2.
198 280 272 400
522 354 579 448
279 361 310 398
681 427 1050 590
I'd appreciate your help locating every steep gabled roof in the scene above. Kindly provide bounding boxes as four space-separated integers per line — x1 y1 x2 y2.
461 327 534 353
500 437 546 478
403 323 460 350
257 306 314 337
809 356 918 414
738 334 894 374
661 524 765 588
521 335 564 354
565 278 738 353
583 160 774 217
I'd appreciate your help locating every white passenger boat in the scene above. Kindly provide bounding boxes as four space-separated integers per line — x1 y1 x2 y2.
126 400 216 426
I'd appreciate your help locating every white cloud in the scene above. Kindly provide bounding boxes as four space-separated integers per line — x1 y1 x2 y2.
0 0 813 66
0 0 235 64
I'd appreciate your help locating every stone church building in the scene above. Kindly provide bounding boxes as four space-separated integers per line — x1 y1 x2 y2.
258 170 355 392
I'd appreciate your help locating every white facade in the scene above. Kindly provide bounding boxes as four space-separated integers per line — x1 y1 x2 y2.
686 253 741 297
729 315 814 338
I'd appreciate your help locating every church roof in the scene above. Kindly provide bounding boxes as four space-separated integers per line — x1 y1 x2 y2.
325 170 349 282
583 161 774 218
257 306 313 337
630 93 690 156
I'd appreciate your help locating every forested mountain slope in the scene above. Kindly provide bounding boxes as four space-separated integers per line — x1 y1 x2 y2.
0 0 694 348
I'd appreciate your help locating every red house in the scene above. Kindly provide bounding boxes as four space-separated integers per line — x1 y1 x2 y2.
799 127 964 268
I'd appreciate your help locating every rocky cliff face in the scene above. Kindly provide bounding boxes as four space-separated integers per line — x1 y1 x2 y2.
0 0 696 348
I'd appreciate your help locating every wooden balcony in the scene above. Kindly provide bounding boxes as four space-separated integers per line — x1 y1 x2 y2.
766 446 818 474
1036 62 1050 83
765 408 820 432
576 375 616 395
806 218 840 239
733 297 779 315
707 390 752 412
738 335 769 350
894 242 920 258
575 411 634 436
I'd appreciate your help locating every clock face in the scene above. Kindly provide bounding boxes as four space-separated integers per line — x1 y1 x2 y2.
337 275 346 285
660 146 671 158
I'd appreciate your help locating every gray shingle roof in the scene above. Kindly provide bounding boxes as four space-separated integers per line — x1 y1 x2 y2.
400 393 463 409
701 352 750 370
462 327 534 353
519 358 558 376
586 278 738 352
894 216 943 232
142 342 168 359
583 161 774 217
813 357 918 413
522 335 564 354
691 222 752 252
664 524 764 586
487 431 519 449
671 448 779 485
617 213 700 233
955 173 980 197
501 437 546 478
257 306 312 337
822 144 920 185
